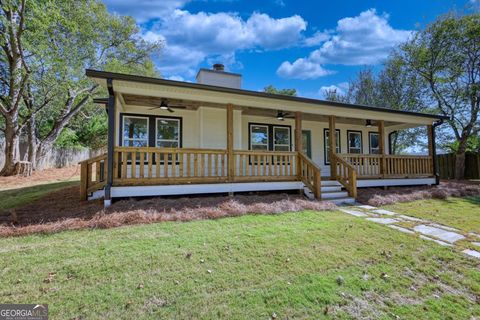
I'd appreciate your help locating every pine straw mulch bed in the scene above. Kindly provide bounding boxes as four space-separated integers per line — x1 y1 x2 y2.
0 186 336 237
357 180 480 206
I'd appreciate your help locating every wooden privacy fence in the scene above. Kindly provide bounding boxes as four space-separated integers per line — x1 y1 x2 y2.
437 153 480 179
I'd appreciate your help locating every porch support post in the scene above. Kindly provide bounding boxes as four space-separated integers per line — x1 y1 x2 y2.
104 78 115 207
378 120 386 177
295 112 302 179
227 104 234 183
329 115 336 179
427 124 437 182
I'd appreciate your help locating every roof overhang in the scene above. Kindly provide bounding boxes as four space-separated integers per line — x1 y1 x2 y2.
86 69 450 126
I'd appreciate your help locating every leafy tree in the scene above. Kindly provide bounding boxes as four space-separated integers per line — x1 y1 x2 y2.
0 0 161 175
322 88 350 103
322 66 426 154
398 14 480 179
264 85 297 96
347 68 381 107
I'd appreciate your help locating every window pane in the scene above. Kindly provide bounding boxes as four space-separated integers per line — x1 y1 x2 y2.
349 132 362 152
157 119 179 141
370 133 379 154
370 133 379 149
124 117 148 141
252 144 268 151
274 145 290 151
274 127 290 145
251 126 268 146
124 139 147 147
157 141 179 148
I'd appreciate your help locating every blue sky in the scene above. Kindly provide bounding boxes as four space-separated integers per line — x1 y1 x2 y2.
103 0 478 99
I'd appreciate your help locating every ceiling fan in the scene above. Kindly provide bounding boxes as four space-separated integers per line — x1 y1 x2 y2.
275 110 294 121
149 98 187 113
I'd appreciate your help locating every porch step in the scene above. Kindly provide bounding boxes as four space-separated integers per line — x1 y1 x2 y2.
321 191 349 200
320 180 342 187
321 186 342 193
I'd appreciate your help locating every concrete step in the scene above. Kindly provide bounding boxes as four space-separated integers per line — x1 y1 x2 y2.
321 191 349 199
321 186 342 193
329 197 356 205
321 180 342 187
303 186 315 200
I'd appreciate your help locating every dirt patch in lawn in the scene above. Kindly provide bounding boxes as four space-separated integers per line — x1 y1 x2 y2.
0 165 80 191
357 181 480 206
0 187 336 237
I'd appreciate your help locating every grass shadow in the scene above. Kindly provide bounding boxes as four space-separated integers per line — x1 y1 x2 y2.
0 180 79 211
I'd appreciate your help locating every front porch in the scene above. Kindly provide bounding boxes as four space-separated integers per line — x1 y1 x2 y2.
80 145 435 203
81 70 444 206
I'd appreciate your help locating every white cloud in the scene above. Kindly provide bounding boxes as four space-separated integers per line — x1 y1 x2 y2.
319 82 349 97
277 9 412 79
166 75 186 81
148 10 307 75
103 0 191 23
303 31 330 47
277 58 334 79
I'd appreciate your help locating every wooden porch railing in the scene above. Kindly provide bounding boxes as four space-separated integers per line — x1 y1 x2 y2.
113 146 228 185
233 150 297 182
79 153 107 200
337 154 382 178
338 153 433 178
331 154 357 198
79 147 326 200
298 152 322 199
384 155 433 177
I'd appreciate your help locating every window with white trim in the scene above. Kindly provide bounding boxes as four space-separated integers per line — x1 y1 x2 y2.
122 116 149 147
348 131 362 154
250 125 269 151
273 126 290 151
369 132 380 154
156 118 180 148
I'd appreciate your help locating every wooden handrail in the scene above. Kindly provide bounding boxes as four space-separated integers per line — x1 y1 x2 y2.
298 152 321 199
80 153 107 200
339 153 433 178
331 154 357 198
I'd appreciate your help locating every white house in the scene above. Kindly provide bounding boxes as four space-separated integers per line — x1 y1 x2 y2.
80 65 448 207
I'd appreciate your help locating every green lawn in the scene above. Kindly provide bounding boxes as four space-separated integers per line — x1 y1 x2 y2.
1 210 479 319
0 181 78 211
383 196 480 234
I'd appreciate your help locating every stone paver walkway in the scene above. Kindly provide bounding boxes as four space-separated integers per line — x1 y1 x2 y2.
339 205 480 259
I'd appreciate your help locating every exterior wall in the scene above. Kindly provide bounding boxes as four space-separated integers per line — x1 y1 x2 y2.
197 107 241 149
115 105 395 177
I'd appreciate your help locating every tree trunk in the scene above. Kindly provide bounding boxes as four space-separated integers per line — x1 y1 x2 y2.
26 115 37 170
454 135 468 180
0 120 20 176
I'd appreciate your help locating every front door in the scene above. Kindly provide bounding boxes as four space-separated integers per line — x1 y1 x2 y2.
302 130 312 158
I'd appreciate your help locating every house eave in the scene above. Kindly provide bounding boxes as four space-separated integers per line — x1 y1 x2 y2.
86 69 450 123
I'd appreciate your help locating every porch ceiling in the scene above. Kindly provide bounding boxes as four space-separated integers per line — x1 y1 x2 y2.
121 93 404 127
